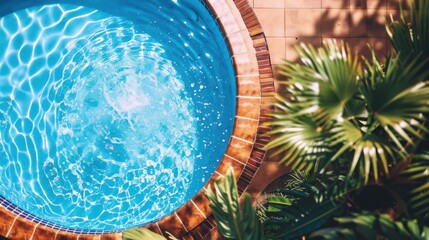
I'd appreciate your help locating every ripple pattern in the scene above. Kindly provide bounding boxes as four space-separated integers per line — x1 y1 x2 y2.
0 1 235 231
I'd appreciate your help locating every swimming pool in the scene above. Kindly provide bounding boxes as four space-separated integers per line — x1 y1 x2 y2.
0 0 235 232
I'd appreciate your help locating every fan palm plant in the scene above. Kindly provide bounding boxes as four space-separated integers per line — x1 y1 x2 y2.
206 0 429 239
268 0 429 186
268 39 429 184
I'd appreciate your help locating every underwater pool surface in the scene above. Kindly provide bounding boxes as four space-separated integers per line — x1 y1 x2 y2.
0 0 235 231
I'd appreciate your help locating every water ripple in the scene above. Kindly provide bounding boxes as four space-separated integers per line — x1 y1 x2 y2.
0 1 235 231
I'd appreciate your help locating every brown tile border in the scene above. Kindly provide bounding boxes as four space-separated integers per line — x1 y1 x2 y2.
0 0 274 239
162 0 275 238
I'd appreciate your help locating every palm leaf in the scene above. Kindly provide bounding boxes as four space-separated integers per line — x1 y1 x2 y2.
268 200 344 240
122 228 167 240
206 168 265 240
360 50 429 157
279 41 360 118
310 213 428 240
266 93 334 171
387 0 429 67
264 171 351 240
400 154 429 222
273 41 361 137
328 119 401 183
342 97 366 119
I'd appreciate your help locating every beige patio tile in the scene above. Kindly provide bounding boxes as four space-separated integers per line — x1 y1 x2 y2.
350 0 387 9
285 37 322 61
348 37 387 60
367 0 387 9
254 8 285 37
350 0 367 8
285 0 321 8
367 8 387 37
285 9 322 37
254 0 284 8
266 37 286 64
351 9 367 37
322 0 350 8
322 8 351 37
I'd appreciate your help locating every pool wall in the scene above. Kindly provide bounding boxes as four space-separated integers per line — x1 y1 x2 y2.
0 0 274 239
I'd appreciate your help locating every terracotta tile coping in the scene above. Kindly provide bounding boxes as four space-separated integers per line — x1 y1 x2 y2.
0 0 274 239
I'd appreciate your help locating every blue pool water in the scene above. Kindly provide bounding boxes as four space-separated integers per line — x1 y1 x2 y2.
0 0 235 231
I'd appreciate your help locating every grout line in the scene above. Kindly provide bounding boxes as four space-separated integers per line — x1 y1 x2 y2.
54 229 60 240
231 135 254 144
236 95 261 99
191 200 207 218
155 223 163 237
232 115 259 122
236 115 259 122
174 212 187 232
225 154 246 165
235 74 260 77
215 170 224 177
6 212 19 237
30 223 39 240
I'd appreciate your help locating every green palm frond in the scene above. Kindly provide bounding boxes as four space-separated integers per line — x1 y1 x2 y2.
343 97 366 119
329 120 400 183
310 213 429 240
387 0 429 66
206 168 265 240
122 228 168 240
267 198 344 240
400 154 429 222
279 41 360 118
268 41 369 177
263 171 352 240
267 103 332 171
361 52 429 154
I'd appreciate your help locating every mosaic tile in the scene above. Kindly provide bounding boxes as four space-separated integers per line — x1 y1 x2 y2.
145 223 163 236
216 154 245 179
191 190 212 218
175 201 207 231
157 213 187 238
233 52 259 75
0 206 16 236
77 234 100 240
32 225 57 240
232 117 259 142
55 231 78 240
236 75 260 97
99 233 122 240
236 97 261 119
226 137 254 164
6 217 36 240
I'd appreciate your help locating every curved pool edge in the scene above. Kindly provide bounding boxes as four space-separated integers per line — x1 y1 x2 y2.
0 0 275 239
145 0 275 238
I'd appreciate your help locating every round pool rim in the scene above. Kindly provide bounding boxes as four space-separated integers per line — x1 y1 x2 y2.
0 0 275 239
